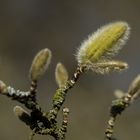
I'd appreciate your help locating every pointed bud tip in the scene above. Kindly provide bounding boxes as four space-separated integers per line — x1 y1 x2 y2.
128 74 140 95
13 106 25 117
0 80 7 94
113 61 129 71
131 74 140 87
135 74 140 81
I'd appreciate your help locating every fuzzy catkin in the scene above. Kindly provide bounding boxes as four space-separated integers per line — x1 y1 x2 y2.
55 63 68 87
77 22 130 65
30 48 52 81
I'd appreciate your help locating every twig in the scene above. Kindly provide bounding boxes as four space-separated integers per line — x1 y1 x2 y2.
105 75 140 140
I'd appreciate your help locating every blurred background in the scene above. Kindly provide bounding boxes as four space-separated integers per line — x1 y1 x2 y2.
0 0 140 140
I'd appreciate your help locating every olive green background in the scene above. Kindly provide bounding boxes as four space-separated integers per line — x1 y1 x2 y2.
0 0 140 140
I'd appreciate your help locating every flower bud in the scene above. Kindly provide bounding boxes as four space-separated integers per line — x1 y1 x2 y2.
55 63 68 87
128 74 140 96
114 90 125 98
13 106 31 125
0 80 7 94
30 48 52 81
76 22 130 66
91 61 128 74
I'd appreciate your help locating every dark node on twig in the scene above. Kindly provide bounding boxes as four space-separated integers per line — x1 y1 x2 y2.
111 99 125 115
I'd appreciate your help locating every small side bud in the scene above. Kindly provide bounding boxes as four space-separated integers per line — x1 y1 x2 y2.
0 80 7 94
114 90 125 98
63 107 70 114
76 21 130 68
13 106 31 126
30 48 52 81
55 63 68 87
128 74 140 96
91 61 128 74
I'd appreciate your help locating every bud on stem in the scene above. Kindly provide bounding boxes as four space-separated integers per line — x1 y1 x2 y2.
30 48 52 82
128 74 140 96
0 80 7 94
13 106 31 126
76 22 130 72
55 63 68 87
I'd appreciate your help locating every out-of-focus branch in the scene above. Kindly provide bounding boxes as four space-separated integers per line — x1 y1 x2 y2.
105 75 140 140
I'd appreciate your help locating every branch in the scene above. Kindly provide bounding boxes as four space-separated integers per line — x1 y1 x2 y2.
105 75 140 140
